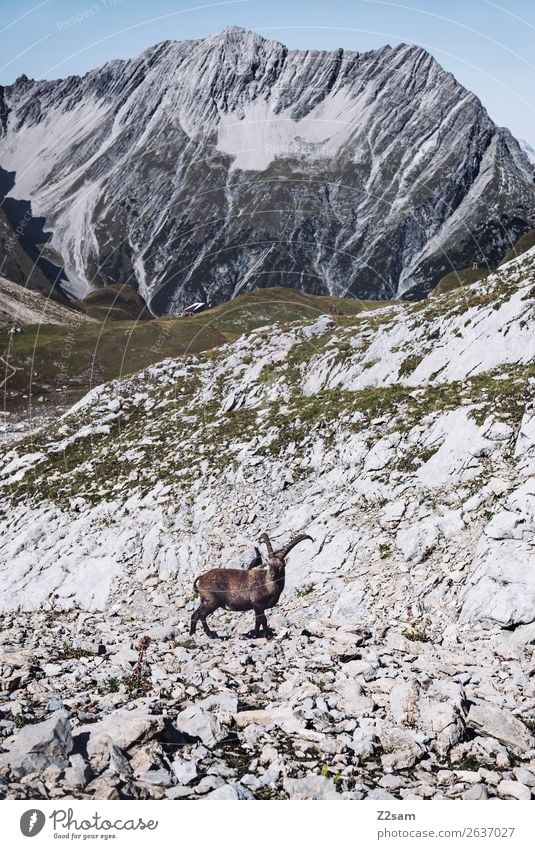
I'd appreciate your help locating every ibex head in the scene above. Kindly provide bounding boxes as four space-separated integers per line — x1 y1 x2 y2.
259 531 314 577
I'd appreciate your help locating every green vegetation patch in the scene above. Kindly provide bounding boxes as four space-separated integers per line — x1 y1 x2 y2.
432 268 491 297
498 229 535 267
0 287 397 414
398 353 425 377
4 335 533 508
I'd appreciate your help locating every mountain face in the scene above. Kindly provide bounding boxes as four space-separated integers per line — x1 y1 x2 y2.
0 249 533 798
0 167 67 296
0 273 94 329
520 139 535 165
0 27 534 313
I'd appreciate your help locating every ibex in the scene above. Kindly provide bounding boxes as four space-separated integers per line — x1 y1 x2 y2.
190 532 313 639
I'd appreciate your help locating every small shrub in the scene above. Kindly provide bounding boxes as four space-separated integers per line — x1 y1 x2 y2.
421 545 436 562
58 641 91 661
159 688 173 700
404 617 431 642
122 672 151 696
320 763 343 786
296 583 315 598
399 354 424 377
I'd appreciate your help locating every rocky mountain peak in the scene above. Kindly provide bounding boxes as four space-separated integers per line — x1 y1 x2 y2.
0 28 533 310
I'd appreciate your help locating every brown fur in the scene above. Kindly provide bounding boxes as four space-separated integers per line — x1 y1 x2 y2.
190 532 313 639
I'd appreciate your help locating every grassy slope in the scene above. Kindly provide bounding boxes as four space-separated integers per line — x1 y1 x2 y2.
74 284 153 322
7 252 534 507
0 287 391 411
498 229 535 267
432 267 491 296
433 229 535 296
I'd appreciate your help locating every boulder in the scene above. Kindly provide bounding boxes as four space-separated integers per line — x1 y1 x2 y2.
350 725 377 760
513 767 535 787
379 726 423 770
461 480 535 627
175 705 227 748
283 775 342 800
138 768 174 787
204 782 255 800
514 410 535 459
72 710 165 774
63 753 89 790
417 681 467 755
389 680 419 726
172 758 198 785
466 701 533 753
0 710 72 778
462 784 488 800
233 706 301 734
337 684 375 717
497 780 531 800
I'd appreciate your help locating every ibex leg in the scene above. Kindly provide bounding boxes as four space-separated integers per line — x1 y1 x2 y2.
253 606 273 639
190 601 218 638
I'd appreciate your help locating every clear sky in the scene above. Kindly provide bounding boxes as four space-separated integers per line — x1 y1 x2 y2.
0 0 533 144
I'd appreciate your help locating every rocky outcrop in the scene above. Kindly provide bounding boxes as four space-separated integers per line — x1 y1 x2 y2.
0 273 93 328
0 249 533 800
460 408 535 626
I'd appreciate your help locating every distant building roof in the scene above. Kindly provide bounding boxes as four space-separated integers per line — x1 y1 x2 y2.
182 302 206 315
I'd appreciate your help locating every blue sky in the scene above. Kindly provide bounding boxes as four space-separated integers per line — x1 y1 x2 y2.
1 0 533 143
